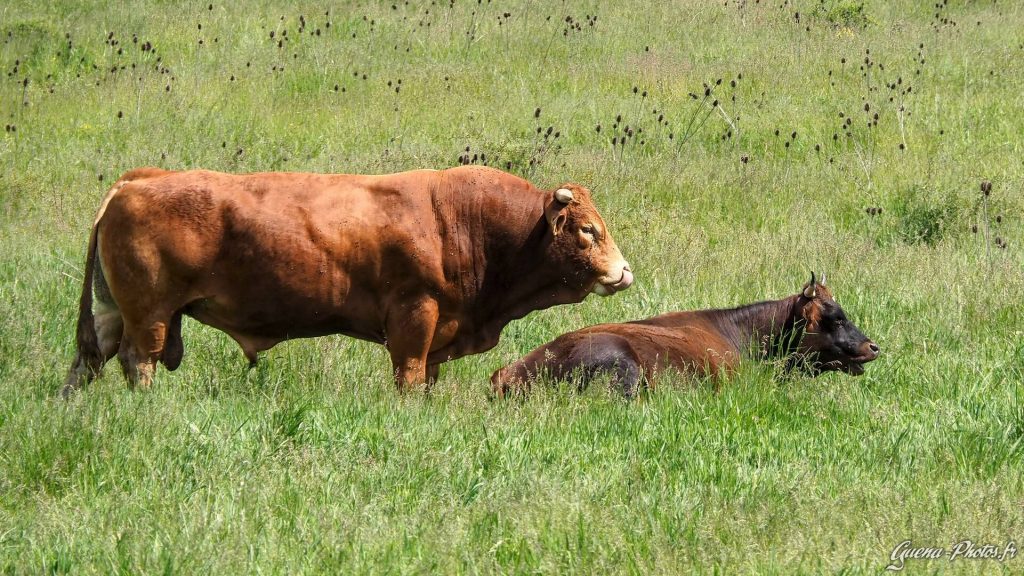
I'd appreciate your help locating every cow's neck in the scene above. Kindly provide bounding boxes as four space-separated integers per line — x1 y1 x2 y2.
708 294 805 359
482 205 576 321
461 189 580 343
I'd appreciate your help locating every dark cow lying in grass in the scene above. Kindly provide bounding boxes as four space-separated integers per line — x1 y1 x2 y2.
490 274 880 397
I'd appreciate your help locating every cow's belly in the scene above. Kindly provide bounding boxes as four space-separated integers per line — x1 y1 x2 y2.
184 271 387 346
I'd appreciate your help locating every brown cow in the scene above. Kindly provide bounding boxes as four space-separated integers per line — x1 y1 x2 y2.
490 274 879 397
63 165 633 396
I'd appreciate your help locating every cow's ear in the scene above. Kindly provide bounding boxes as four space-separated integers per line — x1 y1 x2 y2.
802 271 817 299
545 188 573 236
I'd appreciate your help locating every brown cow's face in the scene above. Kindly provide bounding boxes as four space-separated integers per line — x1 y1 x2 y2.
796 277 880 376
544 184 632 297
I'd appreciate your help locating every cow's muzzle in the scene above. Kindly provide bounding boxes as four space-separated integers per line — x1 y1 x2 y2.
839 341 880 376
593 263 633 296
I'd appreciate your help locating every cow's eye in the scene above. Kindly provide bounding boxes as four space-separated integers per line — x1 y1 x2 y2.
581 225 595 236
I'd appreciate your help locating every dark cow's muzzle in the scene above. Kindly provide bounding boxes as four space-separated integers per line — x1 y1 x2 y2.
839 340 880 375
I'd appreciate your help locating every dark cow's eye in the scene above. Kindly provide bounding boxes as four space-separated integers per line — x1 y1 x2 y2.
581 225 595 236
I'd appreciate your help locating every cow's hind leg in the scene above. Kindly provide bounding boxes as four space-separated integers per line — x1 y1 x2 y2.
62 295 124 397
118 313 171 390
569 333 644 398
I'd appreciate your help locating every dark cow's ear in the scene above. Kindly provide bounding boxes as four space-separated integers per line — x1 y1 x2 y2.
545 188 573 236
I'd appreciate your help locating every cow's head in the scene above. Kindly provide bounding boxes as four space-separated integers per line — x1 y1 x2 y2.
544 184 632 297
793 273 879 375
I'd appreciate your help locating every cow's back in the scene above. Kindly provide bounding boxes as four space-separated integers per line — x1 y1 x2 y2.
94 168 451 344
576 322 739 375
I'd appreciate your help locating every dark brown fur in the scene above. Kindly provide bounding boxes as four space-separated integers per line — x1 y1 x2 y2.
491 277 879 397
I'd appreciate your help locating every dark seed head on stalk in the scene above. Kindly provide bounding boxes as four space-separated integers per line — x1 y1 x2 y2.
534 107 541 118
980 180 992 196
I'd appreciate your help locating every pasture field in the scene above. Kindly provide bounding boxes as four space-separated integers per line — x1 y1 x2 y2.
1 0 1023 573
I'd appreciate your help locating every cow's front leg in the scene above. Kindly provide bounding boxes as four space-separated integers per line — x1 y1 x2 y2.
425 363 441 392
386 298 439 392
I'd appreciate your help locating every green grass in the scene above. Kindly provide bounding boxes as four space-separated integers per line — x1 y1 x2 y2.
2 1 1023 573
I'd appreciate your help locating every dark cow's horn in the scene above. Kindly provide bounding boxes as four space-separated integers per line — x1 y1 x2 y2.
803 271 817 298
554 188 574 204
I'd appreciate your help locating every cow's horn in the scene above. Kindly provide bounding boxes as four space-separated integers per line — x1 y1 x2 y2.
803 272 817 299
554 188 574 204
820 272 827 286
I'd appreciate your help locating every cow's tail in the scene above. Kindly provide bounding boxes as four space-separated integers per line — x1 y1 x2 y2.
76 222 103 367
62 215 104 398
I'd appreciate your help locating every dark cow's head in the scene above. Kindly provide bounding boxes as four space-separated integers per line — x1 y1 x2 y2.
543 184 633 297
793 273 880 376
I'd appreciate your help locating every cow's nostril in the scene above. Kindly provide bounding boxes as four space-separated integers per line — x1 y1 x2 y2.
868 342 880 354
623 263 631 272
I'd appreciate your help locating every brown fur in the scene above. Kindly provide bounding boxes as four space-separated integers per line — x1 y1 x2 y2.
63 165 632 396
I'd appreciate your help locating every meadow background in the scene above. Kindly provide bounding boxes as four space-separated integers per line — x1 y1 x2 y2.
1 0 1022 573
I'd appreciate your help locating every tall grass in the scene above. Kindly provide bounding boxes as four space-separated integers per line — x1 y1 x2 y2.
1 0 1022 573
